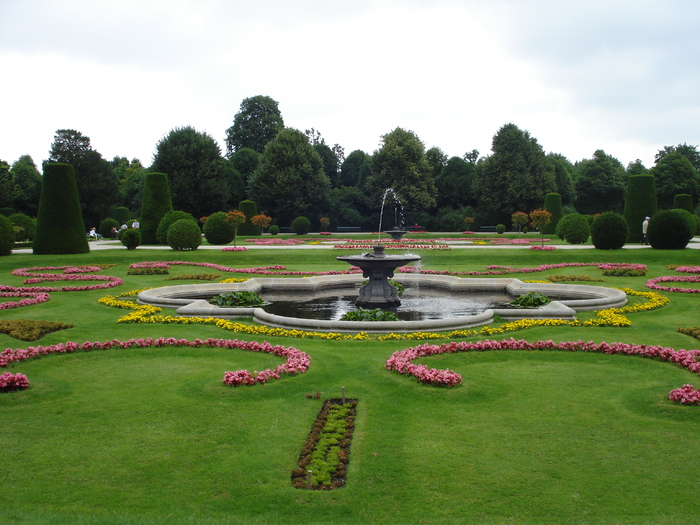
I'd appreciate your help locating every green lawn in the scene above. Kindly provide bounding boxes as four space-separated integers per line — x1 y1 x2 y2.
2 246 700 524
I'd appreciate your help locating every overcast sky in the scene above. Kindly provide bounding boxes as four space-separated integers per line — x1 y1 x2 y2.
2 0 699 170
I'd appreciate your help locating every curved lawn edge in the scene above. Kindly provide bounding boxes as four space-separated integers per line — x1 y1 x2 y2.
385 338 700 398
0 337 310 387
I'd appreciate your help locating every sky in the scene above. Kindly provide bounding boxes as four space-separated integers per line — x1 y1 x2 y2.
2 0 700 170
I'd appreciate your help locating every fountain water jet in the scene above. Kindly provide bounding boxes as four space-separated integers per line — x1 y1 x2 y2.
378 188 409 241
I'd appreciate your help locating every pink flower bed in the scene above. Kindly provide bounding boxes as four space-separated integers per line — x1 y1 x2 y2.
676 266 700 274
0 337 310 388
0 372 29 392
11 266 124 291
386 338 700 399
221 247 247 251
129 261 362 277
645 275 700 294
246 238 306 245
396 262 646 277
668 384 700 405
0 289 50 310
530 245 556 250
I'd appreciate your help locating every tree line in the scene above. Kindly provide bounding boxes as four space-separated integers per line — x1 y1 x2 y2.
1 94 699 231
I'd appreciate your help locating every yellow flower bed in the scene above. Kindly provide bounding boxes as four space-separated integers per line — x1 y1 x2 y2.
98 287 668 342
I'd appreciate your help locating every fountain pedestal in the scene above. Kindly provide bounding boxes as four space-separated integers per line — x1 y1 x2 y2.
337 245 420 307
384 230 409 241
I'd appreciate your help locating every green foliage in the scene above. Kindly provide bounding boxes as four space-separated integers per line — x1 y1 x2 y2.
166 218 202 251
367 127 437 211
473 123 556 224
496 224 506 234
248 128 330 225
268 224 280 235
151 126 233 217
623 174 658 242
119 228 141 250
510 292 551 308
555 213 591 244
651 151 700 209
157 211 196 244
0 207 14 217
435 156 475 209
591 211 628 250
672 194 694 213
339 149 370 187
225 95 285 155
0 214 14 255
647 210 692 249
33 163 89 255
237 200 261 236
229 147 261 183
203 211 235 245
99 218 119 239
139 172 173 244
165 273 221 281
9 155 41 216
0 319 73 341
314 143 339 187
542 192 563 234
292 216 311 235
8 213 35 242
340 308 400 321
548 153 577 206
127 267 169 275
575 150 626 214
210 291 264 307
601 268 646 277
112 206 131 225
670 209 697 242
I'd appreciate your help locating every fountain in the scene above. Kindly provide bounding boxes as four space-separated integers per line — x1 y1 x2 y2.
336 245 420 307
379 188 410 241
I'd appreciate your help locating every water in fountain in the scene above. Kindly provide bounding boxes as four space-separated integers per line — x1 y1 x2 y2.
377 188 407 242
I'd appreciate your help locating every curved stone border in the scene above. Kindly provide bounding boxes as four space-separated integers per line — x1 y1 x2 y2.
137 275 626 334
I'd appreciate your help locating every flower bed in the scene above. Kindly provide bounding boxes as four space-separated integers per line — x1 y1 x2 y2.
385 338 700 402
530 245 556 250
221 247 247 251
0 372 29 392
646 275 700 294
0 337 309 387
10 266 124 291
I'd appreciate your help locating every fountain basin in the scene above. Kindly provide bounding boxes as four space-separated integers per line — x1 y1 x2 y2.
137 274 627 334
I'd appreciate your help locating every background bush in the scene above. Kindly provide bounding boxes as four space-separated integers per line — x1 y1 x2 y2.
139 173 173 244
268 224 280 235
0 214 15 255
623 174 658 242
670 209 697 242
591 212 628 250
8 213 35 242
157 211 197 244
496 224 505 234
542 193 563 234
237 200 261 237
167 219 202 251
672 194 694 213
291 216 311 235
120 228 141 250
112 206 131 225
555 213 590 244
648 210 692 249
100 218 120 239
203 212 235 245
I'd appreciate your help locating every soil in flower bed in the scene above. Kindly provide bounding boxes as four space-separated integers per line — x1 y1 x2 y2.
292 398 357 490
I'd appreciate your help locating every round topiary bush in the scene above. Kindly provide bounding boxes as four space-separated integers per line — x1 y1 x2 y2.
671 209 698 241
0 214 15 255
648 210 692 249
8 213 35 242
268 224 280 235
203 212 235 245
167 219 202 251
591 212 628 249
112 206 131 225
555 213 590 244
291 216 311 235
237 200 261 237
157 211 197 244
100 218 120 239
120 228 141 250
496 224 506 234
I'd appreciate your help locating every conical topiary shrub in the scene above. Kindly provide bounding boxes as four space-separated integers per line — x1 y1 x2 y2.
0 214 15 255
33 163 89 254
140 173 173 244
623 174 658 242
237 199 261 236
542 193 563 235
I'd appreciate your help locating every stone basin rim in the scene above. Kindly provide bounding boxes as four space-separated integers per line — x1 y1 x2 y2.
137 274 627 334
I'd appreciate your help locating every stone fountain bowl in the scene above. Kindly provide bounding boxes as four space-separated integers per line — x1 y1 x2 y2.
137 274 627 334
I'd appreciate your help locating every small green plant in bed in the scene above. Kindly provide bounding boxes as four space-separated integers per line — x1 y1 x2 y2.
209 291 265 307
340 307 399 321
601 268 646 277
510 291 551 308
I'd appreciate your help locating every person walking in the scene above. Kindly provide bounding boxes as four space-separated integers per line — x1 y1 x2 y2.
641 216 650 245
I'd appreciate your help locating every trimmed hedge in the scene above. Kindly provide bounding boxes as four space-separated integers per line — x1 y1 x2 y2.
237 200 261 236
100 218 119 239
157 211 197 244
167 219 202 251
591 212 628 250
0 214 15 255
112 206 131 225
670 209 697 242
648 210 692 249
672 194 694 213
33 163 89 255
203 212 235 245
269 224 280 235
542 192 563 235
623 174 657 242
120 228 141 250
292 216 311 235
8 213 35 242
140 172 173 244
555 213 590 244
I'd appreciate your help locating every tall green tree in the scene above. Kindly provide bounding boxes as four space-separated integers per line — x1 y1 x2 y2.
248 128 331 224
151 126 234 217
367 128 437 211
0 160 13 208
426 147 448 180
225 95 284 155
574 150 626 215
313 143 339 188
112 157 146 215
229 147 261 188
435 156 475 208
650 151 700 209
10 155 42 216
548 153 577 206
655 143 700 172
47 129 119 227
472 123 556 224
339 150 369 187
627 159 648 176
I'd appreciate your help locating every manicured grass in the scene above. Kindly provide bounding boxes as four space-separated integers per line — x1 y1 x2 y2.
2 246 700 523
